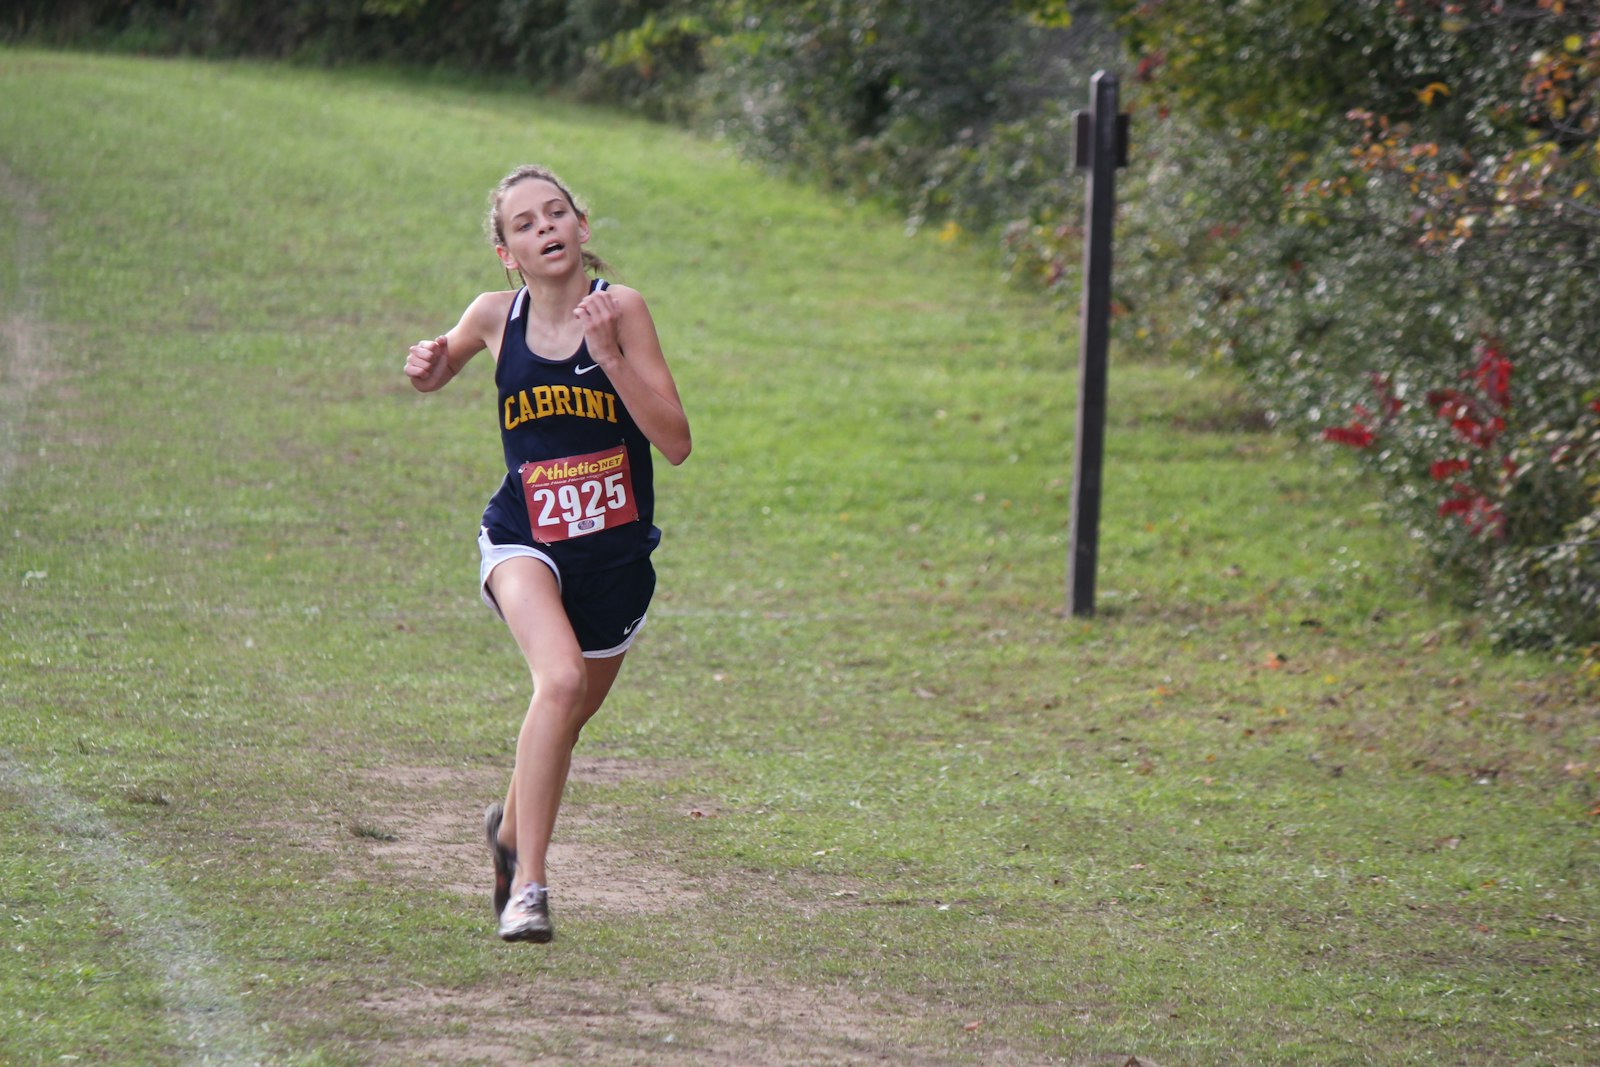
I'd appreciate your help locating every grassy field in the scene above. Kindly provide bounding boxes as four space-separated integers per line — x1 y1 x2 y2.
1 49 1596 1066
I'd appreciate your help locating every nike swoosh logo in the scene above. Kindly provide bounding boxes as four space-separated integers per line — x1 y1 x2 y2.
622 614 646 636
575 363 601 375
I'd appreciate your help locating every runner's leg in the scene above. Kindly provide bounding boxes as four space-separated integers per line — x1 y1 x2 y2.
488 556 626 890
496 653 624 882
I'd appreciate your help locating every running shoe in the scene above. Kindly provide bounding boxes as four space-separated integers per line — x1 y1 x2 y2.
483 803 517 918
498 882 554 943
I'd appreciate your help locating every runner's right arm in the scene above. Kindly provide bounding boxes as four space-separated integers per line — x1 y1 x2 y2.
405 292 509 392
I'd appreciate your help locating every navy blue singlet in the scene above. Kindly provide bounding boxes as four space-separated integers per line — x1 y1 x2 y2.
481 280 659 572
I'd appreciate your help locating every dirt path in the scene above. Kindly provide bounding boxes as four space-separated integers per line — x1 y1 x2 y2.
361 759 694 916
351 758 989 1066
348 761 1161 1065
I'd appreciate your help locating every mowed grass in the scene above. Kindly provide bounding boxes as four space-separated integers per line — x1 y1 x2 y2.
1 49 1597 1065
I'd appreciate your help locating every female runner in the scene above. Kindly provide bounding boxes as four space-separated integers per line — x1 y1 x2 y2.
404 164 691 941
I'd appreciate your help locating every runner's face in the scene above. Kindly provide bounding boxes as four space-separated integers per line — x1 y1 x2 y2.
497 179 589 277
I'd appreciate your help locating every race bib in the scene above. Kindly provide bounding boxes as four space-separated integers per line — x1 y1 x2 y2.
518 444 640 544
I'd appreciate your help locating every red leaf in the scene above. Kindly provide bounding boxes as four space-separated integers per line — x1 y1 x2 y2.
1323 422 1376 448
1472 341 1512 409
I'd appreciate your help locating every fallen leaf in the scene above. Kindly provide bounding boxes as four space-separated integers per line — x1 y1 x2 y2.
962 1020 982 1032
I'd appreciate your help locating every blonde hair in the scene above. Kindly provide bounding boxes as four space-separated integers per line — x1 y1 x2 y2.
486 164 613 278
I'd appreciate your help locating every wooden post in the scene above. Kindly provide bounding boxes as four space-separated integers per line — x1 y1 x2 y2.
1067 71 1128 618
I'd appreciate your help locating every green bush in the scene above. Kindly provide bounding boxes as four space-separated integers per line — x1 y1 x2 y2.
1108 0 1600 648
580 7 710 120
694 1 1115 220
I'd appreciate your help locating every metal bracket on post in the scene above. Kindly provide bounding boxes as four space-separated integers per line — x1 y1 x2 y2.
1067 71 1129 618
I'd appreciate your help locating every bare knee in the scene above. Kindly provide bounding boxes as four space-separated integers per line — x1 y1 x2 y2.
530 661 588 716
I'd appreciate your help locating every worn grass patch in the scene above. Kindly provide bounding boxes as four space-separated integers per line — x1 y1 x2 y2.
1 48 1597 1066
